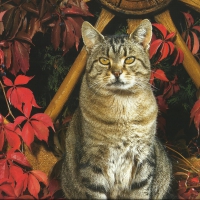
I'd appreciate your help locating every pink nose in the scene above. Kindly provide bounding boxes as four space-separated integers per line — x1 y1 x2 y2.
112 70 122 78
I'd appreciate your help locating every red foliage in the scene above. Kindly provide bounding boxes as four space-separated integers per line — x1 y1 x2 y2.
15 113 54 149
0 0 93 75
3 75 40 113
190 99 200 134
150 23 184 65
181 12 200 57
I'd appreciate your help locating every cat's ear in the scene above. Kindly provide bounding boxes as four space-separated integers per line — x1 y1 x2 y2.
130 19 152 51
81 21 104 49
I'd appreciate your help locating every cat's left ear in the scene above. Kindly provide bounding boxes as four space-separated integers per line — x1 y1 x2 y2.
130 19 152 51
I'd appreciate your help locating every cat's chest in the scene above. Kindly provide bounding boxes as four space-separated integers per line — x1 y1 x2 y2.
105 146 136 195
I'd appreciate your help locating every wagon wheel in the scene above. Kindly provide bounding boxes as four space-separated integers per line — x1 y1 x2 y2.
45 0 200 122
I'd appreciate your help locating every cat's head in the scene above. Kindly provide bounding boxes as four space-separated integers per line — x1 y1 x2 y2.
81 19 152 94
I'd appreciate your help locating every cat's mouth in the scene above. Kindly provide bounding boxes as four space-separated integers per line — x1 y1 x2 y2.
107 79 126 87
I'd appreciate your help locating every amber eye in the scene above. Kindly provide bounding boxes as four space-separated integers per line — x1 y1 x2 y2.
124 56 135 64
99 57 110 65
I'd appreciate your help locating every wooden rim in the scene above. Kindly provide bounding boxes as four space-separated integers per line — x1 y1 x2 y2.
98 0 172 16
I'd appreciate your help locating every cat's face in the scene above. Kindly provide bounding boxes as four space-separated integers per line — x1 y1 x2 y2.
81 20 152 94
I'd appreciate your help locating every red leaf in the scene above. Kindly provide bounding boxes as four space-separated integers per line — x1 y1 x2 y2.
153 23 167 38
193 26 200 33
14 75 34 85
173 48 184 66
5 75 40 112
14 116 27 127
4 126 21 149
194 111 200 132
156 95 168 113
0 10 7 21
28 174 40 199
62 19 75 54
191 99 200 119
30 170 48 186
21 122 35 149
11 40 30 75
0 183 15 197
0 49 4 65
4 44 12 69
149 39 162 59
0 160 9 179
152 69 169 82
190 31 199 54
0 128 5 151
179 188 198 199
2 76 13 86
167 41 175 55
67 17 83 50
7 149 31 168
51 18 61 50
48 179 61 196
182 12 194 28
157 42 170 62
186 33 192 50
30 120 49 143
31 113 54 131
9 165 26 197
165 32 176 40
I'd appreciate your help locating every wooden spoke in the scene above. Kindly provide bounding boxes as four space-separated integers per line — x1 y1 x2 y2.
45 8 115 121
154 9 200 89
178 0 200 13
127 18 143 34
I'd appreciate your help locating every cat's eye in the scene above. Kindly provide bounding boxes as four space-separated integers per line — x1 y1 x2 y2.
99 57 110 65
124 56 135 64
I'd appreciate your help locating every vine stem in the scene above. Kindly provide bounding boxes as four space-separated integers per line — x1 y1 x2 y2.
0 80 15 120
0 0 12 7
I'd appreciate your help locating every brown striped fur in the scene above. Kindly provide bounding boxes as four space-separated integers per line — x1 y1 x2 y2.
61 19 172 199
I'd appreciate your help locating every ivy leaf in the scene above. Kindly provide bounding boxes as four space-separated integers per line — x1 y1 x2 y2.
153 23 167 38
182 12 194 28
51 17 61 50
15 113 54 148
173 48 184 66
28 173 40 199
0 114 21 151
190 99 200 133
9 165 27 197
6 148 31 168
11 40 30 75
0 182 15 197
0 160 9 179
30 170 48 186
3 75 40 113
151 69 169 82
190 31 199 54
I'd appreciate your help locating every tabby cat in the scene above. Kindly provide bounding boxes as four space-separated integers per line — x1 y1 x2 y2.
61 19 172 199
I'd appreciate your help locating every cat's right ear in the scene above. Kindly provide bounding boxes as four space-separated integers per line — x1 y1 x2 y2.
81 21 104 50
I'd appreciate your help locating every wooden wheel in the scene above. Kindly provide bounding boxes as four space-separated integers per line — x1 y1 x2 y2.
99 0 172 16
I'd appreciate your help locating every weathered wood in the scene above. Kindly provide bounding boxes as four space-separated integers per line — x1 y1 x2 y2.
98 0 172 16
154 10 200 89
178 0 200 13
127 18 142 34
44 8 115 121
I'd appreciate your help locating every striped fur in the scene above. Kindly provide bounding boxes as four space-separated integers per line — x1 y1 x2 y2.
61 20 172 199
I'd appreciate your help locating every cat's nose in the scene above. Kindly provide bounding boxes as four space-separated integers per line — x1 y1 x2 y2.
112 70 122 78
